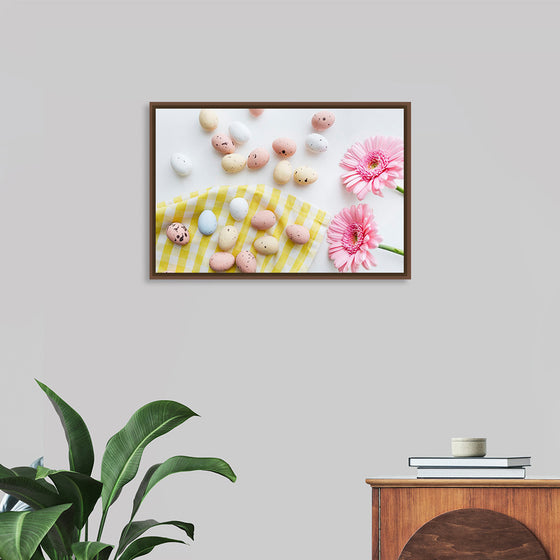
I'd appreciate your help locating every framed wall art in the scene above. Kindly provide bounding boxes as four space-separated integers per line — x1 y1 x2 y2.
150 102 410 278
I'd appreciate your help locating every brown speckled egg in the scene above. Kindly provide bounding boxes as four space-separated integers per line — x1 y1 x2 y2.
209 252 235 272
251 210 277 230
247 147 270 169
286 224 310 245
166 222 190 245
236 250 257 273
249 109 264 117
272 137 297 158
211 134 235 154
311 111 335 131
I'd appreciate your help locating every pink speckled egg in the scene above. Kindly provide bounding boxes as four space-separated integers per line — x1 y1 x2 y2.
272 137 297 158
251 210 277 230
311 111 335 131
211 134 236 154
236 250 257 273
247 147 270 169
249 109 264 117
286 224 310 245
209 252 235 272
166 222 190 245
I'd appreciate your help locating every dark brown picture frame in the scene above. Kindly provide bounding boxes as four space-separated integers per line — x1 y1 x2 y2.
150 102 411 279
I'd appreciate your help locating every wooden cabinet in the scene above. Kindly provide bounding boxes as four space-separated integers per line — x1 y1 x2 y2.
365 479 560 559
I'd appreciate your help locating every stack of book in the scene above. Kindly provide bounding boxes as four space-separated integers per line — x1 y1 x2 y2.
409 456 531 478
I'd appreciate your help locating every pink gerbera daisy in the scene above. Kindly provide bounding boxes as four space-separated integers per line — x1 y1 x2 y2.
340 136 404 200
327 205 383 273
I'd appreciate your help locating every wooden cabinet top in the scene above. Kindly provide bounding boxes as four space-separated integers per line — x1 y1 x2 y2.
366 478 560 488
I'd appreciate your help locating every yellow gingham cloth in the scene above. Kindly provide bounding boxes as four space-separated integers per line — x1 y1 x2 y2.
156 184 330 273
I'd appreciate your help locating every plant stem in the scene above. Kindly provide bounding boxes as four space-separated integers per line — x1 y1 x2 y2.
85 520 88 541
396 186 404 194
379 244 404 256
97 510 108 541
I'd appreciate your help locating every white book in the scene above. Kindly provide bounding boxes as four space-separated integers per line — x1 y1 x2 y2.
409 457 531 468
416 467 526 479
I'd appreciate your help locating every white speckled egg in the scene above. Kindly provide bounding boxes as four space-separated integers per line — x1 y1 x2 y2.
273 160 292 185
211 134 236 154
228 121 251 144
170 153 192 176
236 250 257 273
254 236 279 255
198 210 217 236
199 109 218 131
251 210 276 230
221 153 246 173
166 222 190 245
305 133 328 153
311 111 335 131
294 166 318 185
209 252 235 272
229 198 249 221
218 225 239 251
286 224 310 245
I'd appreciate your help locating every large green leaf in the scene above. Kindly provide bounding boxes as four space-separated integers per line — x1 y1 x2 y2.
35 467 102 529
100 401 197 512
0 503 71 560
0 465 15 478
0 476 62 510
36 380 94 476
0 475 74 556
11 468 57 494
118 536 185 560
71 541 113 560
130 456 236 521
117 519 194 556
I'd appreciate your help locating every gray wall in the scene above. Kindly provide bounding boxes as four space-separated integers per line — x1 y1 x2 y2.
2 1 559 559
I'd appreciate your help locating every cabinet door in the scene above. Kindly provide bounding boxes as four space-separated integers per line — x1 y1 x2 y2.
378 487 560 559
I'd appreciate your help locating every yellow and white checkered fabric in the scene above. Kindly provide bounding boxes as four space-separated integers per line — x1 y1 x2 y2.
155 184 331 273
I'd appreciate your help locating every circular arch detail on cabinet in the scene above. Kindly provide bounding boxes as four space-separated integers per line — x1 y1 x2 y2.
398 508 549 560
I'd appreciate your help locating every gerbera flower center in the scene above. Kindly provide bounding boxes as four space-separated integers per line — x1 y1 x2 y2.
342 223 365 254
358 150 389 181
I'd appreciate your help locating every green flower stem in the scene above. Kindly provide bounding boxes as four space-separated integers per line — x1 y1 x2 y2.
379 244 404 256
97 510 108 541
396 186 404 194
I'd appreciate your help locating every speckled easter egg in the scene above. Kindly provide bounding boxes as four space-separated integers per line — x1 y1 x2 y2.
251 210 276 230
218 225 239 251
305 133 328 153
294 166 318 185
229 197 249 221
170 153 192 176
199 109 218 131
221 153 246 173
272 137 297 158
228 121 251 144
198 210 217 236
247 147 270 169
273 160 292 185
249 109 264 117
311 111 335 131
211 134 235 154
166 222 190 245
286 224 310 245
254 236 279 255
236 250 257 273
209 252 235 272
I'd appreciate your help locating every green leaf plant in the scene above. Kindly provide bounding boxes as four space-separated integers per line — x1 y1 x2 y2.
0 381 236 560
